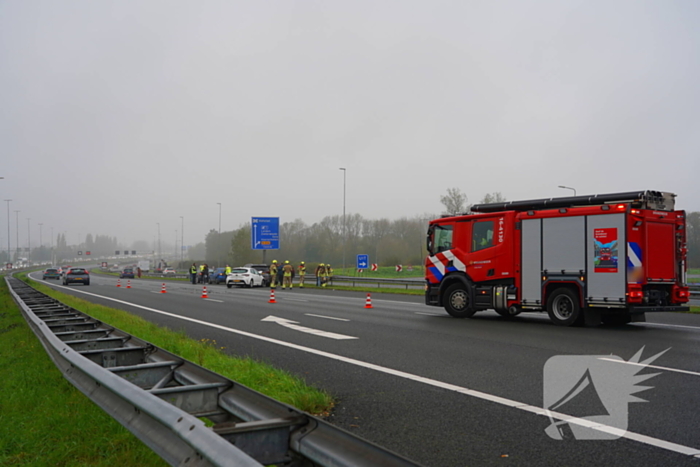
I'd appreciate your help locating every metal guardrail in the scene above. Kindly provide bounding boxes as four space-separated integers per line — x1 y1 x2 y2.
6 277 420 467
690 285 700 298
329 276 423 290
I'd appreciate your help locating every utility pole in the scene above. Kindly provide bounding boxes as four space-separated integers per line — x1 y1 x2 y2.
558 185 577 196
180 216 184 263
14 210 19 261
3 200 10 263
26 218 30 262
339 168 346 273
156 223 161 266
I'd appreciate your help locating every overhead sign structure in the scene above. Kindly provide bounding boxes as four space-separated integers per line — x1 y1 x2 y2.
357 254 369 270
252 217 280 250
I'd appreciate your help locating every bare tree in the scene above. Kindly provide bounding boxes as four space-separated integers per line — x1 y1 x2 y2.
479 192 507 204
440 188 468 215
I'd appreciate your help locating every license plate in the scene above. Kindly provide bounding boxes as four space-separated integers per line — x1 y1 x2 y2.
233 279 242 283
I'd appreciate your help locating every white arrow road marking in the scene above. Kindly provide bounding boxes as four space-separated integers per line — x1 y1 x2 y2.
262 315 358 340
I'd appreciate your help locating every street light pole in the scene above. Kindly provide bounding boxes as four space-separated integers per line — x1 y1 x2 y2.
156 223 161 264
3 199 10 262
558 185 577 196
217 202 222 233
339 168 346 273
180 216 184 263
14 210 19 261
39 223 43 263
26 218 30 262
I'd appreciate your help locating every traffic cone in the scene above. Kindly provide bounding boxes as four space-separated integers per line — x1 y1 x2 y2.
161 283 167 294
268 289 276 303
201 286 208 299
126 280 132 289
116 279 121 288
364 293 373 309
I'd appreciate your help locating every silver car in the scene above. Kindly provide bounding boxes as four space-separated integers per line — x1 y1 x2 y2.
226 267 265 288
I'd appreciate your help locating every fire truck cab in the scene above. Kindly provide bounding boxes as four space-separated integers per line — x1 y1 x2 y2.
425 191 689 326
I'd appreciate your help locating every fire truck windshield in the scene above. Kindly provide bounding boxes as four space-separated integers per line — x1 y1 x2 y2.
428 224 453 255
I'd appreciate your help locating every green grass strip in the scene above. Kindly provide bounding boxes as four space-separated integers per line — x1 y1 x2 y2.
19 274 334 417
0 278 168 466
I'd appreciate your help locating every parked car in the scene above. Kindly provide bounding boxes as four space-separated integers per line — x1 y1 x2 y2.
243 263 271 287
120 268 135 279
162 268 177 276
226 267 265 288
210 267 227 284
63 267 90 286
43 268 61 280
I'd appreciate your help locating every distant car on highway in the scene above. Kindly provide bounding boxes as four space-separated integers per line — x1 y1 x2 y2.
43 268 61 280
162 268 177 276
243 263 271 287
210 267 227 284
226 267 265 288
120 268 135 279
63 267 90 286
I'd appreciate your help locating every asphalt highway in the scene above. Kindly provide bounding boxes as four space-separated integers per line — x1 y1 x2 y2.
30 272 700 466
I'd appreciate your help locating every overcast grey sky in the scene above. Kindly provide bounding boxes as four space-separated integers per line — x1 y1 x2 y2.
1 0 699 249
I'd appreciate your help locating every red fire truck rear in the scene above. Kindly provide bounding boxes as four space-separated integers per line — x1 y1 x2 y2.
425 191 689 326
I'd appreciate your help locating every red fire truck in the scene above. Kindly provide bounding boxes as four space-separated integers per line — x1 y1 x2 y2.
425 191 689 326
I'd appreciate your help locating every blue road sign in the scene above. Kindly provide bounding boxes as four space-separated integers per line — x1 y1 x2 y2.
251 217 280 250
357 254 369 269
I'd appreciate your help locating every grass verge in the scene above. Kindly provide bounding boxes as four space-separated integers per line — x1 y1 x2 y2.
1 274 335 465
20 274 334 415
0 278 167 466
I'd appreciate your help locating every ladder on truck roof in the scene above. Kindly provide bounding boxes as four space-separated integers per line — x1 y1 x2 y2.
470 190 676 214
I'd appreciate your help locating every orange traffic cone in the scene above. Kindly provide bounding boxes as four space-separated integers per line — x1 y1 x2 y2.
161 283 167 294
201 286 208 298
126 280 132 289
364 293 373 309
116 279 121 288
268 289 276 303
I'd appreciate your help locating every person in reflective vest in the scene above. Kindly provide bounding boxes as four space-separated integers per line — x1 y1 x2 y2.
315 263 325 287
298 261 306 288
282 260 294 289
225 264 231 276
323 263 332 287
190 263 197 284
269 260 278 288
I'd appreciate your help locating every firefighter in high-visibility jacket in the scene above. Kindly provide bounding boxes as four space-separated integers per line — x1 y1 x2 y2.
282 260 294 289
298 261 306 288
324 264 333 287
269 260 278 288
315 263 325 287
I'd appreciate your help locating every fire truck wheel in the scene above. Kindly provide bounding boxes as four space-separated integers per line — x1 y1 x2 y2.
546 287 582 326
444 283 476 318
